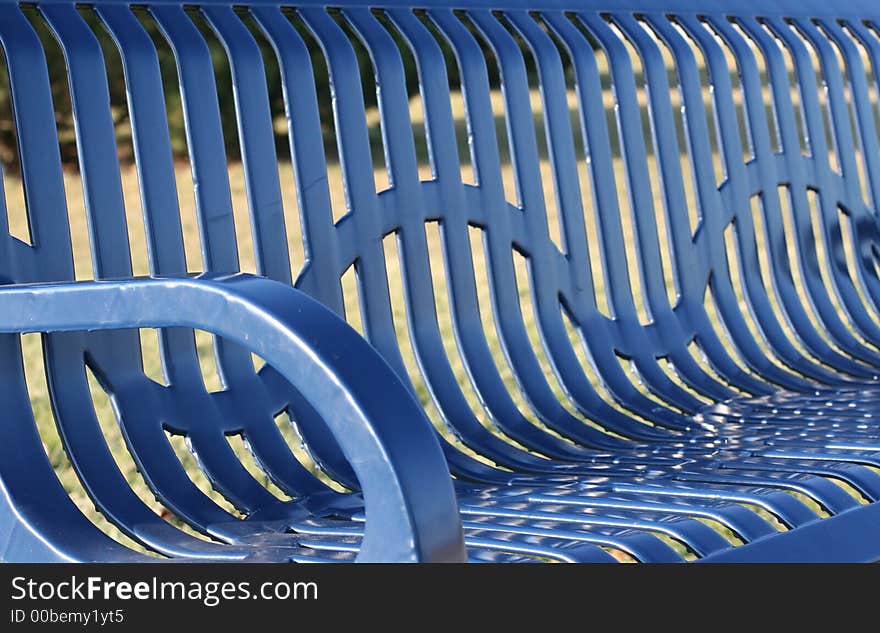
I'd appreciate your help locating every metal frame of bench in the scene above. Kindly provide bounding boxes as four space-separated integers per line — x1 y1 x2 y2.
1 0 880 562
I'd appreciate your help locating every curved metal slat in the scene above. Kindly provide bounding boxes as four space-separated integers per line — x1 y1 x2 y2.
643 14 775 397
435 10 621 444
345 8 597 465
505 11 684 439
249 6 342 310
541 13 694 427
611 13 743 401
709 16 878 379
202 5 291 284
36 2 229 544
150 4 238 274
678 15 847 387
765 18 880 360
0 6 148 562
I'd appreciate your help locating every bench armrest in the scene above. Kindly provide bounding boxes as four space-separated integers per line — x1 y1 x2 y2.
0 273 465 562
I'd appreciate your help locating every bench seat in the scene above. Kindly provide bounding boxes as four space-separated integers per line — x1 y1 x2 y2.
92 383 879 564
296 385 880 563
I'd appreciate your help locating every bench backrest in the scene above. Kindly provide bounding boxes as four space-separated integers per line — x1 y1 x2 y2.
3 0 880 485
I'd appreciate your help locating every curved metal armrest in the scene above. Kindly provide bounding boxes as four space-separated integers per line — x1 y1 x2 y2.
0 273 465 562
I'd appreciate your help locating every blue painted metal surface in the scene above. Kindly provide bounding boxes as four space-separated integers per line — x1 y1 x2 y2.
0 0 879 562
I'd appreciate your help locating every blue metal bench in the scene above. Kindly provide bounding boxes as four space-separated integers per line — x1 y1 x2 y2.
1 0 880 562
